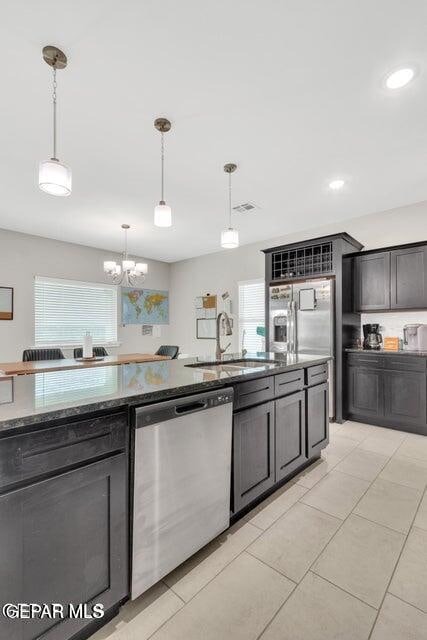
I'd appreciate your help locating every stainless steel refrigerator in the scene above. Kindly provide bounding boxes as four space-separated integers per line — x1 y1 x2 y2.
268 278 335 417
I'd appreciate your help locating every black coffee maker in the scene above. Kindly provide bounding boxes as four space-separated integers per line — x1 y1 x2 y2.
363 324 382 350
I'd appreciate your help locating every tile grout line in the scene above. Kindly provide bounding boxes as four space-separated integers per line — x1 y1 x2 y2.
309 569 379 610
385 591 427 616
254 430 418 640
366 483 427 640
126 427 421 640
147 445 359 640
254 449 386 640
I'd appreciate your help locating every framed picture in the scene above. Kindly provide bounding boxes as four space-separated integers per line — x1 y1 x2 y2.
0 287 13 320
196 318 216 339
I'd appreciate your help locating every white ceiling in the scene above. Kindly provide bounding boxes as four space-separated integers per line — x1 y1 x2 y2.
0 0 426 262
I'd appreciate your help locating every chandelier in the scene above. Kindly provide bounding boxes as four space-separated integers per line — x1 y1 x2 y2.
103 224 148 286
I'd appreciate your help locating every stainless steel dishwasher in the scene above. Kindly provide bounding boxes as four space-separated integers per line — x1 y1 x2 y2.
131 387 234 599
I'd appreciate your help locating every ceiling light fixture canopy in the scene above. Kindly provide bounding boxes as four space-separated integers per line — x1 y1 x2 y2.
154 117 172 227
385 67 415 89
103 224 148 286
329 179 345 190
38 46 72 196
221 163 239 249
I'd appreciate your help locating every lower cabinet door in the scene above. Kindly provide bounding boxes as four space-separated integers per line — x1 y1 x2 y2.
233 401 275 513
347 366 383 418
0 454 128 640
275 391 307 482
307 382 329 458
384 370 427 432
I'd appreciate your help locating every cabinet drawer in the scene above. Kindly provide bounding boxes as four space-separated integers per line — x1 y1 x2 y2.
234 376 274 410
274 369 304 397
306 363 328 386
347 353 384 369
383 356 427 372
0 411 128 490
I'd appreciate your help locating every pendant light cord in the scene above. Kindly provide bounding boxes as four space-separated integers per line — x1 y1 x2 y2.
228 171 232 228
52 67 57 160
161 132 165 202
124 226 128 260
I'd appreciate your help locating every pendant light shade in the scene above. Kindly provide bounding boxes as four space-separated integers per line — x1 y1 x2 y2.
221 163 239 249
154 118 172 227
39 159 72 196
154 201 172 227
39 46 72 197
221 227 239 249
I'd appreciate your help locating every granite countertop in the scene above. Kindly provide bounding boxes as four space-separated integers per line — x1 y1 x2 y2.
0 352 331 432
345 348 427 357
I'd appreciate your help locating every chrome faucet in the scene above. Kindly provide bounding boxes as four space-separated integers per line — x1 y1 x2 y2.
216 311 233 360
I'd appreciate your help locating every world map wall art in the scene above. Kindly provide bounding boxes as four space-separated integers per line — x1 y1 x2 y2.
121 287 169 325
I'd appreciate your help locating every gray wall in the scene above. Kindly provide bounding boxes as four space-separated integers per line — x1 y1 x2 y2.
0 229 171 361
169 200 427 356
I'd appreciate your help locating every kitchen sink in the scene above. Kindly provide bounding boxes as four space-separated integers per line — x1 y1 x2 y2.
185 358 281 372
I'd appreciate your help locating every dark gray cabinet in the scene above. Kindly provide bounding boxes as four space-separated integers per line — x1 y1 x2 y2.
345 353 427 435
347 364 383 419
353 244 427 312
0 413 129 640
390 245 427 309
384 369 426 429
275 391 306 481
306 382 329 457
354 252 390 311
232 366 330 515
233 401 275 513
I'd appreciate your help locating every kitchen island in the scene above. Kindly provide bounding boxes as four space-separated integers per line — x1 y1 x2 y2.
0 353 330 640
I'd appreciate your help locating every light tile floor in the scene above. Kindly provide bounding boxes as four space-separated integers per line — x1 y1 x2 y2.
91 422 427 640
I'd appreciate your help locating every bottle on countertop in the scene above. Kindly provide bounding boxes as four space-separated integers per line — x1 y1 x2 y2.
82 332 93 359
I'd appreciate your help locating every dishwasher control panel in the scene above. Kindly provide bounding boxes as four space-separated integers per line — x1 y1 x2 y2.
135 387 234 428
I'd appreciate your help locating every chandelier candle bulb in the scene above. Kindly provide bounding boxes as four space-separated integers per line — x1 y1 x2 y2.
135 263 148 275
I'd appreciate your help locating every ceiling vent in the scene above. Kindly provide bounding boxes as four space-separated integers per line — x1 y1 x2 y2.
232 202 258 214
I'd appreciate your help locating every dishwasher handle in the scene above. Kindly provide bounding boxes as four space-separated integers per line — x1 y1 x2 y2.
134 387 234 428
175 400 207 415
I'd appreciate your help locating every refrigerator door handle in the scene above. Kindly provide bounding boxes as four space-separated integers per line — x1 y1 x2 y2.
286 302 291 353
291 299 297 353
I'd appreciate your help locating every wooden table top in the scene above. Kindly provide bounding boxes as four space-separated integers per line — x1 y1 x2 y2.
0 353 170 376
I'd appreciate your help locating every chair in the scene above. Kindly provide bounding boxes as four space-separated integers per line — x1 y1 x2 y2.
23 348 65 362
73 347 109 358
155 345 179 359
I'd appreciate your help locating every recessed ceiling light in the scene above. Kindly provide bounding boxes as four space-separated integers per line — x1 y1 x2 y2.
329 179 345 191
385 67 415 89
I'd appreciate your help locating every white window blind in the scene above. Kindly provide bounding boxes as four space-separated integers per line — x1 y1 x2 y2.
34 276 118 346
238 279 265 353
35 367 119 408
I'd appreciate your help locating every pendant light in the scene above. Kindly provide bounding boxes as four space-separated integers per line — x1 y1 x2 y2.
221 163 239 249
39 46 72 196
154 118 172 227
103 224 148 286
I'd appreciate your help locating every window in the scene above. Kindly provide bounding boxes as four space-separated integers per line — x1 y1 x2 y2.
238 279 265 353
34 276 117 346
35 367 119 408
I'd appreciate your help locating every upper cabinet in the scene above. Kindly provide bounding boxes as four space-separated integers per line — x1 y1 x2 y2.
390 245 427 309
353 244 427 312
354 251 391 311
